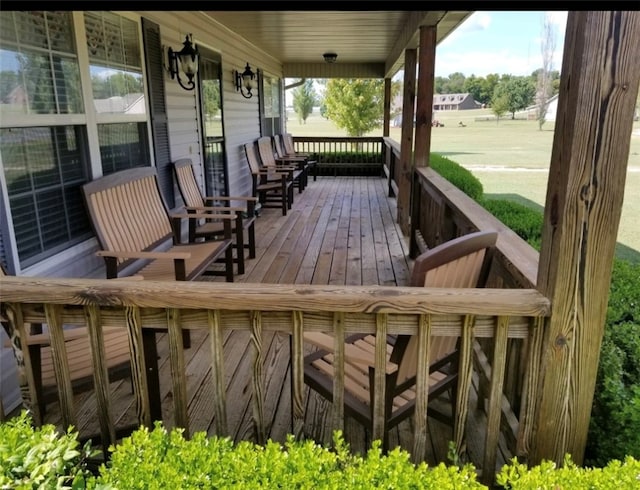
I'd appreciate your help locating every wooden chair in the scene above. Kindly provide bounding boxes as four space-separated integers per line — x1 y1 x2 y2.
82 166 235 283
257 136 306 193
303 230 498 448
0 264 133 424
282 132 317 181
244 141 294 216
173 158 257 275
273 135 312 189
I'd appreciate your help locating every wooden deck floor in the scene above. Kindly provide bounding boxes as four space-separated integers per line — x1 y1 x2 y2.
37 176 505 469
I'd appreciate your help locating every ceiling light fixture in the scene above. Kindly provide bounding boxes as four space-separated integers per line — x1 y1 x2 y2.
323 52 338 64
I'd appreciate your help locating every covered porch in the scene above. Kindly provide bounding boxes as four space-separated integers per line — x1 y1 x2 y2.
2 171 548 481
0 9 639 487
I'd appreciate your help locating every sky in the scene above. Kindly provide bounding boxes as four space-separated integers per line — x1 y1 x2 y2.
434 11 568 78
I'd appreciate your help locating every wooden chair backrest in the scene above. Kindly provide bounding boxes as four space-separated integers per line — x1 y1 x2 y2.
174 158 206 208
244 142 262 176
395 230 498 384
282 133 295 155
257 136 278 169
82 167 173 270
273 135 287 158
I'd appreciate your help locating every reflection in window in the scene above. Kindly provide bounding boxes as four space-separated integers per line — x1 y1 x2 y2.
99 122 150 175
84 12 145 115
0 11 83 115
0 126 91 266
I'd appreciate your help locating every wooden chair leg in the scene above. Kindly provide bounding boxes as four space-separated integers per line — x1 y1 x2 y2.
248 224 256 259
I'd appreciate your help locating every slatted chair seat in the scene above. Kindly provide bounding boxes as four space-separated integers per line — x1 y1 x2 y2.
244 141 294 216
303 230 498 448
173 158 257 275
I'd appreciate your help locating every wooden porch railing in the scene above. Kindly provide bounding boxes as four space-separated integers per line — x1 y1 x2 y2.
1 276 549 479
292 136 384 176
380 137 545 471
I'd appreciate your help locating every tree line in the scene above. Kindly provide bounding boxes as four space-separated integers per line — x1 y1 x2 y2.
290 69 561 137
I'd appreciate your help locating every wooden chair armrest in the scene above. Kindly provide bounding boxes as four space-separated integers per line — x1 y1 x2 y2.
96 250 191 260
183 205 245 213
169 211 238 221
203 196 258 202
304 332 397 374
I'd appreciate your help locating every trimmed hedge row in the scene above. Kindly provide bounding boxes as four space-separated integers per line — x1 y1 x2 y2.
2 414 640 489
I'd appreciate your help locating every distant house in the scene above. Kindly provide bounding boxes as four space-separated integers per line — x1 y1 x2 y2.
432 93 480 111
390 92 480 126
524 94 559 122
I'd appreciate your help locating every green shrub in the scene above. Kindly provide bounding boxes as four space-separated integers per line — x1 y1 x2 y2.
497 455 640 489
479 198 543 250
317 151 381 164
90 423 484 489
0 410 94 489
430 153 484 201
585 259 640 466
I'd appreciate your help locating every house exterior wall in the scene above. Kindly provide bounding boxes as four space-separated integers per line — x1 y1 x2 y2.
0 9 285 415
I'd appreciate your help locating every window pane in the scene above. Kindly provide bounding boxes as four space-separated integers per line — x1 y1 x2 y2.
0 11 83 116
0 126 91 266
85 12 145 116
98 122 150 175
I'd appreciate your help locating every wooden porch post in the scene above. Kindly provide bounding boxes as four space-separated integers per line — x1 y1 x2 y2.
532 11 640 466
414 25 436 169
396 48 417 235
383 77 391 137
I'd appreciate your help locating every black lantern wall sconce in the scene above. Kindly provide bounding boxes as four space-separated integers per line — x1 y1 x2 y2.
234 62 256 99
167 34 199 91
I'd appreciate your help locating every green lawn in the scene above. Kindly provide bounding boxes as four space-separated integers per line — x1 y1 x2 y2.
286 108 640 261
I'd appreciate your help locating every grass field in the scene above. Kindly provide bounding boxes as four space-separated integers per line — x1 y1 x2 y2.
287 108 640 261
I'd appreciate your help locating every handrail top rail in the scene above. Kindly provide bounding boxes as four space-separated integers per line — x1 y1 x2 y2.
0 276 550 316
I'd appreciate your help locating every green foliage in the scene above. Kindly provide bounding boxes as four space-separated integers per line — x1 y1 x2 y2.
479 198 543 249
586 259 640 466
317 151 381 164
323 79 388 137
3 415 640 489
292 79 316 124
429 154 484 201
0 410 94 489
496 455 640 489
462 74 500 106
492 77 536 119
90 423 484 489
91 72 143 99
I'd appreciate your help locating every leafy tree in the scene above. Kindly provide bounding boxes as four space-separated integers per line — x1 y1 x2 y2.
292 79 316 124
463 75 483 104
201 79 221 119
0 71 19 102
492 76 535 119
91 71 143 99
435 72 466 94
323 79 387 137
491 93 509 123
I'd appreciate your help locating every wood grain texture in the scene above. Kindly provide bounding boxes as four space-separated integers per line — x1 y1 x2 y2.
533 11 640 465
209 310 228 436
84 305 116 449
